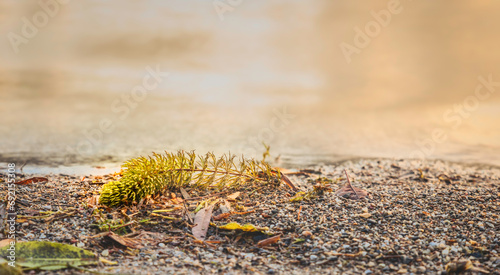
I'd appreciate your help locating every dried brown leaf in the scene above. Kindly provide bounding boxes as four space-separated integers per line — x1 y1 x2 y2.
227 192 241 200
193 204 214 240
335 170 368 200
257 235 280 247
104 232 142 249
280 173 298 191
13 177 48 185
180 187 191 199
213 213 231 221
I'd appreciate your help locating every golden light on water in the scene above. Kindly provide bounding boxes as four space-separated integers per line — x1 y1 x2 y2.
1 1 499 167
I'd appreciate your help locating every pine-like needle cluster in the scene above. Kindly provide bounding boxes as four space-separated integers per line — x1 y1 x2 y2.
99 151 280 207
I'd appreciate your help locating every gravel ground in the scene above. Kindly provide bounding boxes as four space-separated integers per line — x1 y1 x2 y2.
1 159 499 274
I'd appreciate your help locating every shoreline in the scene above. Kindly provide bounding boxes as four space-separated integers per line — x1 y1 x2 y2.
1 158 499 274
2 155 500 176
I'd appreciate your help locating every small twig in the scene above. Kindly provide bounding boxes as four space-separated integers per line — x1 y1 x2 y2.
19 161 27 172
150 213 181 221
297 205 302 221
182 200 194 224
112 221 136 231
344 169 359 199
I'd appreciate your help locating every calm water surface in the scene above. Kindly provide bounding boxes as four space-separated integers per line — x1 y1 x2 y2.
1 1 500 173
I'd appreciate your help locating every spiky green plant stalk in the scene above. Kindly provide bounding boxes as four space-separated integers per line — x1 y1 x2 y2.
99 151 280 207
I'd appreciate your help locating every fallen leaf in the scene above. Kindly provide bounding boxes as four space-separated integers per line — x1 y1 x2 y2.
180 187 191 199
335 170 368 200
13 177 48 185
99 258 118 265
104 232 142 249
0 241 97 271
193 204 214 240
218 222 268 232
219 199 233 214
290 192 306 202
213 213 231 221
227 192 241 200
257 235 280 247
280 173 298 191
292 238 306 244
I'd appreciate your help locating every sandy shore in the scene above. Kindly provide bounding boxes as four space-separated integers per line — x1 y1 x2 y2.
1 159 499 274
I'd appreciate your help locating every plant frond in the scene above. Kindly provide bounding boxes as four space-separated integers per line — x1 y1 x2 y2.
99 150 279 207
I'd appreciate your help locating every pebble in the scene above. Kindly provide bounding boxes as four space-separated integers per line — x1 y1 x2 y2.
101 249 109 257
158 243 165 247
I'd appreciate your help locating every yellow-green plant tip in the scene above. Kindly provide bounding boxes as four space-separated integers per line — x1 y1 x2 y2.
98 151 278 207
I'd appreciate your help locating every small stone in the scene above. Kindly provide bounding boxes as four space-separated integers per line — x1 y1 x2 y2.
39 233 46 239
77 242 84 248
364 269 373 274
158 243 165 247
101 249 109 257
417 266 426 273
429 241 438 248
25 233 35 239
442 248 449 256
397 268 408 274
310 255 318 261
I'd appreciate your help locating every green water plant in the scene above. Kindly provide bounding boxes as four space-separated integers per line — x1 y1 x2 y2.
99 151 286 207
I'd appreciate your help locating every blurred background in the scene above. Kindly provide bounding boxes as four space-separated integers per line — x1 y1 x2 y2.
1 0 500 171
